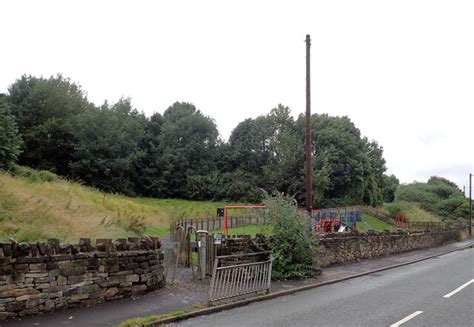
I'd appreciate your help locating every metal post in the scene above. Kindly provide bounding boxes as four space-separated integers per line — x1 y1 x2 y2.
469 173 472 236
197 230 208 280
305 34 313 214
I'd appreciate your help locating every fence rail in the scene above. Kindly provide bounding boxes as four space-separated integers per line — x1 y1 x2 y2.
208 252 272 303
171 215 269 233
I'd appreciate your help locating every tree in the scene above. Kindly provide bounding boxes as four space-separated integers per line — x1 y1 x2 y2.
0 95 22 169
69 98 147 195
380 174 399 203
296 113 383 207
157 102 220 199
8 75 91 175
133 112 167 197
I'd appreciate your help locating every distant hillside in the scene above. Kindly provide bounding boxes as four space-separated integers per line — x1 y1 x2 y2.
0 169 240 242
382 201 442 222
380 176 469 223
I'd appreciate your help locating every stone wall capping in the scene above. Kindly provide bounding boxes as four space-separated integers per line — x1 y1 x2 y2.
0 237 162 260
0 237 164 321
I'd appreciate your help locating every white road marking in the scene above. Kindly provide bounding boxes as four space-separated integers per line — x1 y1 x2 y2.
443 279 474 298
390 311 423 327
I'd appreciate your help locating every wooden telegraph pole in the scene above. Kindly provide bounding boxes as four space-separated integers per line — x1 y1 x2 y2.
469 173 472 236
305 34 313 214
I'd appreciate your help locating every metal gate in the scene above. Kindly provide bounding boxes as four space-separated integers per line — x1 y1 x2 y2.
208 252 272 303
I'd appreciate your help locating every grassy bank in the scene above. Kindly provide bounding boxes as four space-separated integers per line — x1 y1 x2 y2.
381 201 442 222
0 172 244 242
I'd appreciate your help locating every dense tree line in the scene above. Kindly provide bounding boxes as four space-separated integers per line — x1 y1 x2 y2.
1 74 399 207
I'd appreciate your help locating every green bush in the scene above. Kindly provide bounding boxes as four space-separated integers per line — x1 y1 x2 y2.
384 203 402 217
394 177 468 221
10 165 59 183
262 194 316 279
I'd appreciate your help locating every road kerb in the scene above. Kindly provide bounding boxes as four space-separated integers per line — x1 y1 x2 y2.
146 241 473 326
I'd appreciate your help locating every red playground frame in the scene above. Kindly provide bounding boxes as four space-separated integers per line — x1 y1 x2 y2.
223 205 267 236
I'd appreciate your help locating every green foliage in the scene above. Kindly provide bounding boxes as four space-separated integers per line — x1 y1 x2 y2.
296 113 387 207
262 194 315 279
0 95 22 169
394 177 468 221
116 311 185 327
8 75 91 175
382 200 442 222
69 98 147 195
4 73 394 206
357 214 395 231
380 174 399 203
157 102 220 199
384 202 403 217
10 165 59 183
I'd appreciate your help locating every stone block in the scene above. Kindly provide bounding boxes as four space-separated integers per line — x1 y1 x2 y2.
20 306 39 315
34 283 51 290
109 270 133 276
6 300 26 311
0 287 39 298
25 272 49 278
16 257 46 264
89 290 106 299
68 275 84 285
34 276 54 283
28 263 47 272
77 284 100 294
43 299 55 311
107 276 127 285
70 281 93 289
14 263 29 273
57 276 67 286
48 269 61 277
140 273 152 283
104 287 118 298
61 266 86 276
0 284 16 293
50 254 74 262
57 260 72 269
26 298 44 308
70 293 89 302
126 274 140 283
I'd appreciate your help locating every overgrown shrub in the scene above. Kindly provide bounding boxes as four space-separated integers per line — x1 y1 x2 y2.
384 203 402 218
262 194 316 279
394 177 468 221
10 165 59 183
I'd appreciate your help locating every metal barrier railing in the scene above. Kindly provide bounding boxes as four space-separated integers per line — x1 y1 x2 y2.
208 252 272 303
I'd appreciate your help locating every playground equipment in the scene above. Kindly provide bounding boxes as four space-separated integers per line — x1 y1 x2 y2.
394 212 410 229
312 209 363 233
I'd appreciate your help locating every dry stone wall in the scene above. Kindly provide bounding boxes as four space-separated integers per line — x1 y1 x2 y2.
0 237 164 321
317 229 465 267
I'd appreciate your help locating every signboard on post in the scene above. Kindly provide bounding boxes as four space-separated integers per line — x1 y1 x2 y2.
213 233 223 245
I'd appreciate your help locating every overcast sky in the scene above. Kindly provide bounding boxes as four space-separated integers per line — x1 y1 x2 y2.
1 0 473 193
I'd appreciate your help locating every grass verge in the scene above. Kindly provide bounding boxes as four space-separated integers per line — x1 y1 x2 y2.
115 311 186 327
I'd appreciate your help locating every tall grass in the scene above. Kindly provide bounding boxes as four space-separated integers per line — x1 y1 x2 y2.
0 171 246 242
382 201 442 222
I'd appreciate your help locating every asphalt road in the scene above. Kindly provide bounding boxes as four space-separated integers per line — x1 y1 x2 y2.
176 248 474 327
